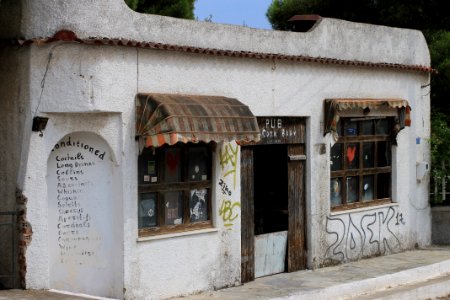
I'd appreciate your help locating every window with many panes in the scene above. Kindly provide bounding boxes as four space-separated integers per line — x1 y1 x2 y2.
330 117 393 211
138 143 213 236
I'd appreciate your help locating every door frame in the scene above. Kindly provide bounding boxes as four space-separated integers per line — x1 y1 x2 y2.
241 117 306 283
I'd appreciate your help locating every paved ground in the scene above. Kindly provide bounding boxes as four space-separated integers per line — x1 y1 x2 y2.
172 245 450 300
1 245 450 300
0 289 95 300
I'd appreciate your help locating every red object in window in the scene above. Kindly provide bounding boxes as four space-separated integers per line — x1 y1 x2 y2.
166 152 180 172
347 146 357 163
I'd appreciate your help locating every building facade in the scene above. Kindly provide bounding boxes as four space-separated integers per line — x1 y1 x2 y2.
0 0 432 299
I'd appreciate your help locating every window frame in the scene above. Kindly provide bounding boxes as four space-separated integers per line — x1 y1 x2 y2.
138 142 214 237
330 116 394 212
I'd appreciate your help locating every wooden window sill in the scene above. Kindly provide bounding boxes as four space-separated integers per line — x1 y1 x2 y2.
331 200 398 216
137 227 219 242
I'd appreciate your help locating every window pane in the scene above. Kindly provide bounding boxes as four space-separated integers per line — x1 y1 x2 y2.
330 178 343 207
375 119 389 135
377 142 391 167
363 143 374 168
139 193 158 228
138 148 158 184
190 189 208 222
330 143 343 171
164 148 182 182
344 120 358 136
188 147 209 181
346 176 359 203
346 143 359 169
164 191 183 225
361 120 373 135
377 173 391 199
336 120 344 136
362 176 374 201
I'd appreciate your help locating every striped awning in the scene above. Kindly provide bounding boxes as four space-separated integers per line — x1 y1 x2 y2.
324 98 411 136
136 93 260 148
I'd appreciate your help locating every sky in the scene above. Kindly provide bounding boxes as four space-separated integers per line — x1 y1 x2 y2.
194 0 273 30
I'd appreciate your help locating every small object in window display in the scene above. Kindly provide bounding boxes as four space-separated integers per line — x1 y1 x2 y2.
190 189 208 222
346 176 359 203
330 143 343 171
148 208 154 217
144 175 150 182
347 144 359 169
151 177 157 183
347 146 356 163
330 178 342 206
147 161 156 175
344 121 358 136
139 194 157 228
188 147 208 181
164 191 183 225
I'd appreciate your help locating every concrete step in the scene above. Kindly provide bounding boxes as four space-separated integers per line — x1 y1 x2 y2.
353 273 450 300
173 247 450 300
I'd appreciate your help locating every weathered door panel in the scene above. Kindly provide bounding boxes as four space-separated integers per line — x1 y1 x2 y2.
287 144 306 272
254 231 288 278
241 148 255 283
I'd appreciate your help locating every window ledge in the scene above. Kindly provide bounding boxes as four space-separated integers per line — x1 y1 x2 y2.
330 202 399 216
137 227 219 242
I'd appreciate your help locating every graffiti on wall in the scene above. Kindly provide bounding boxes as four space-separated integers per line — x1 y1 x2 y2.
219 200 241 228
219 144 238 188
324 206 405 262
218 143 240 229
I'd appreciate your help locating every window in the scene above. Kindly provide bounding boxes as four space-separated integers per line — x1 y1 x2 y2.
138 143 213 236
330 117 393 211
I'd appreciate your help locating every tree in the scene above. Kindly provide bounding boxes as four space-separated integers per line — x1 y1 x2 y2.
124 0 195 20
428 31 450 115
266 0 450 32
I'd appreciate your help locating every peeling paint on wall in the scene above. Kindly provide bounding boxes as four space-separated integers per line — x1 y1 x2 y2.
16 188 32 288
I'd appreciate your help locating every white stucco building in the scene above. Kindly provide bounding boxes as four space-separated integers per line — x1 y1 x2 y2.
0 0 432 299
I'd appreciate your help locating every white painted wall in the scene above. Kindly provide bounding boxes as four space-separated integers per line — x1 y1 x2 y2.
47 132 122 298
0 0 431 299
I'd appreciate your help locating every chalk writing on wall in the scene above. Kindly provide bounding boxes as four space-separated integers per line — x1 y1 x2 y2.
47 132 119 296
51 136 106 263
324 206 404 263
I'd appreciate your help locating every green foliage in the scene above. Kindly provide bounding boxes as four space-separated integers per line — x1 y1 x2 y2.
430 112 450 176
266 0 450 31
124 0 195 20
430 111 450 204
266 0 304 30
427 30 450 114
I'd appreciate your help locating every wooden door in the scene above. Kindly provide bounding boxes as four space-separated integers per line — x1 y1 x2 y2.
240 147 254 283
287 144 306 272
241 143 306 282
